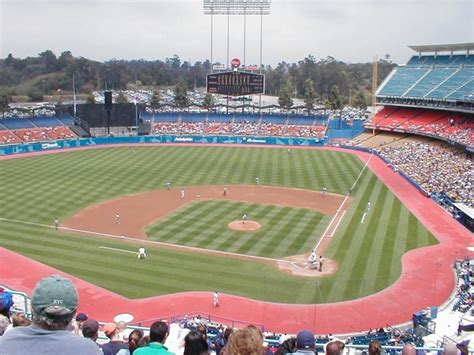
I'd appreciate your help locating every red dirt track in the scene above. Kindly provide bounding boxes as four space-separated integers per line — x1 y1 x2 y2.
0 144 472 334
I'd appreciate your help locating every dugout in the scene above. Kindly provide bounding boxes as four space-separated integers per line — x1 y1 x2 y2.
453 203 474 233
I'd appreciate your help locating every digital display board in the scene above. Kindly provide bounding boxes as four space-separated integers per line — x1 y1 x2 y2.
207 71 264 96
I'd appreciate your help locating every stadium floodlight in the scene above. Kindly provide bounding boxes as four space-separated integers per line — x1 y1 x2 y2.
203 0 271 16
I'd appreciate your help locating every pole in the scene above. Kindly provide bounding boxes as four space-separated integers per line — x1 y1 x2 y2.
243 8 247 68
227 9 230 69
210 12 214 73
72 75 77 118
259 7 263 113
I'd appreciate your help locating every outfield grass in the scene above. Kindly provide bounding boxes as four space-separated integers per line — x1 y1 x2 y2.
0 146 438 303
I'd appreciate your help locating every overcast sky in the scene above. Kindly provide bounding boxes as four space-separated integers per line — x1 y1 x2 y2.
0 0 473 66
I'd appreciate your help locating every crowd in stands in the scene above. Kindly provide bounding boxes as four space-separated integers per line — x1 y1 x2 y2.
152 121 326 138
3 274 463 355
376 142 472 206
367 107 474 148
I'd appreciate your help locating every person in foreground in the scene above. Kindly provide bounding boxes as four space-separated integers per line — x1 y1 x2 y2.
134 320 174 355
0 274 102 355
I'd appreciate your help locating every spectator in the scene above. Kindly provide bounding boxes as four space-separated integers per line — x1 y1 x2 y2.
102 322 130 355
294 330 316 354
443 343 459 355
325 340 345 355
72 312 88 336
274 337 296 355
368 340 382 355
226 326 264 355
0 289 14 336
82 319 100 343
184 330 209 355
129 329 144 354
213 327 233 355
134 320 174 355
0 274 102 354
401 344 416 355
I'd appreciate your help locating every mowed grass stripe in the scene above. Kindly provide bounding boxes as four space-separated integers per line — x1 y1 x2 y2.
0 146 438 303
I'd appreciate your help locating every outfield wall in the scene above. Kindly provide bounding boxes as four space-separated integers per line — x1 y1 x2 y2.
0 135 325 156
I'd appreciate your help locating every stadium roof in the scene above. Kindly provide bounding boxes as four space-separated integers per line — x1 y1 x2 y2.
408 43 474 53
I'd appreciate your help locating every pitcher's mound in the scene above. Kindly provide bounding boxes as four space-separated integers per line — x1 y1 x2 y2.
228 220 261 231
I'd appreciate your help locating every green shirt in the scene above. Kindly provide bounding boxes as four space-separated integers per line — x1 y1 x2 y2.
134 342 174 355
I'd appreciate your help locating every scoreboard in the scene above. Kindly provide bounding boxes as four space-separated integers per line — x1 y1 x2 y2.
207 71 264 96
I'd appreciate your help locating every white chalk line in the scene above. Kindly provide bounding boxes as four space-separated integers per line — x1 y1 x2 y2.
360 212 368 224
0 216 294 265
313 152 373 253
327 210 346 237
99 246 138 254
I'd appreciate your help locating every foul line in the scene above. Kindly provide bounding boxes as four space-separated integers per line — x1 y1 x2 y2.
327 210 346 237
99 246 138 254
313 152 374 253
0 216 294 265
360 212 368 224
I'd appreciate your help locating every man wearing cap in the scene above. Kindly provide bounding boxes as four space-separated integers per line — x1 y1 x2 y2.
0 274 102 354
82 318 100 344
135 320 174 355
101 322 129 355
294 330 316 355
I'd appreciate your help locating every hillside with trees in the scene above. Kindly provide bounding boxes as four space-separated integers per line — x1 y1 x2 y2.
0 51 395 109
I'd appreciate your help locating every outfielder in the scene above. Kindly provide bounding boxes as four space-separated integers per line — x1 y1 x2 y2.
138 247 147 259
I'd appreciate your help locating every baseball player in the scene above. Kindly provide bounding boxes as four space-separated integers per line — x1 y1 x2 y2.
223 186 228 197
367 201 371 211
166 181 172 190
181 189 185 199
242 213 248 224
322 187 327 195
54 217 59 230
115 212 120 225
138 247 147 259
255 177 260 185
213 291 220 307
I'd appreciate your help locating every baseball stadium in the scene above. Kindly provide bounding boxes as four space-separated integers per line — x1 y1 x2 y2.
0 2 473 354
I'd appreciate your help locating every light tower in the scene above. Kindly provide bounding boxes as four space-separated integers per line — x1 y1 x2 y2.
203 0 271 111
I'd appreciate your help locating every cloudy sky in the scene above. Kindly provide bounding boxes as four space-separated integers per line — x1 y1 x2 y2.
0 0 473 66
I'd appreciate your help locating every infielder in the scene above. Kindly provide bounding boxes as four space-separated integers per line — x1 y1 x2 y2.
242 213 248 224
213 291 220 307
181 189 185 199
115 212 120 225
255 177 260 185
223 186 228 197
166 181 172 190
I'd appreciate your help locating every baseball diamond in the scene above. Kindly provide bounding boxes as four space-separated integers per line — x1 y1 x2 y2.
0 145 438 304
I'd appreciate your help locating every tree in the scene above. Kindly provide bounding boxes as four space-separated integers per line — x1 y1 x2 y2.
27 89 43 102
203 93 214 109
0 87 12 117
278 80 293 111
150 90 161 107
116 91 128 104
174 80 189 107
303 79 317 114
86 94 96 104
353 90 367 109
328 85 343 110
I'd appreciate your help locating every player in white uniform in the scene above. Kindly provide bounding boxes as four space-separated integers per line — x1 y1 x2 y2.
242 213 248 224
213 291 219 307
115 212 120 225
138 247 147 259
181 189 185 199
367 201 371 211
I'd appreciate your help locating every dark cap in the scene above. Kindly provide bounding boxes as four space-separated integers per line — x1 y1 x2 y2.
76 313 88 322
296 330 315 349
82 319 99 338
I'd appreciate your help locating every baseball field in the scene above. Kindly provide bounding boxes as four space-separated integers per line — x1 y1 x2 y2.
0 145 437 304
